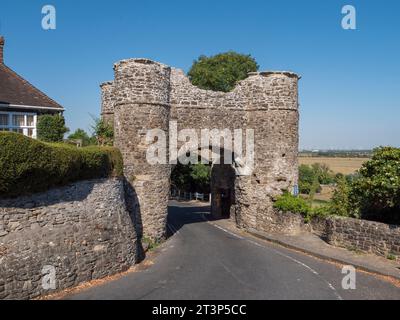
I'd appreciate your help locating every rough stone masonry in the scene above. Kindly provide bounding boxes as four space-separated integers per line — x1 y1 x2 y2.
0 179 137 300
101 58 301 241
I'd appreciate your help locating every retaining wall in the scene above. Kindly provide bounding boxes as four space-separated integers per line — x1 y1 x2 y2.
0 178 137 300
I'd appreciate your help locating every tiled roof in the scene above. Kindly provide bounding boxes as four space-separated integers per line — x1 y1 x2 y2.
0 36 64 110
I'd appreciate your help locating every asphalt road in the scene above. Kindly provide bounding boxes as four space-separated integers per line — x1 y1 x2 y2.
67 201 400 300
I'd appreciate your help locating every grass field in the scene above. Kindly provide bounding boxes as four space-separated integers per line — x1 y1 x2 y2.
314 186 335 202
299 157 369 175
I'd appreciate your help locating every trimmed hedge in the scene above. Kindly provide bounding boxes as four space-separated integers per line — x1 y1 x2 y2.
0 132 123 198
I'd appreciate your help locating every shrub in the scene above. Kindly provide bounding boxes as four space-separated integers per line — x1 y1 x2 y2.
350 147 400 223
273 193 311 216
274 192 337 223
0 132 123 198
37 114 69 142
188 51 259 92
309 205 331 218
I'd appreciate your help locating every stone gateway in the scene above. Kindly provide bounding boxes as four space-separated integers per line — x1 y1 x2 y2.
101 58 301 242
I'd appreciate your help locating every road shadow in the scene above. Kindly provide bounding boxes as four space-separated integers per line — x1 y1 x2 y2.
166 201 229 237
123 177 145 263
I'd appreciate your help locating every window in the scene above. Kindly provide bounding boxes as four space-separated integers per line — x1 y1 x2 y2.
0 114 8 126
0 112 37 139
27 128 34 137
13 115 25 127
27 115 35 127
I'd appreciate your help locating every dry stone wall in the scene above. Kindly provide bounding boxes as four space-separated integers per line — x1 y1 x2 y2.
0 178 137 300
101 58 300 240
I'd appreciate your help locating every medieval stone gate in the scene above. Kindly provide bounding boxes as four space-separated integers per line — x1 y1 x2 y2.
101 58 300 241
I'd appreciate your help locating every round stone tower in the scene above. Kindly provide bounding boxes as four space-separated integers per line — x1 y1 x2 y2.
234 71 300 231
113 58 171 241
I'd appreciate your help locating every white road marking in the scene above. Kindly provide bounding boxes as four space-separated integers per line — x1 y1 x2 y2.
208 222 344 300
173 208 343 300
213 224 244 240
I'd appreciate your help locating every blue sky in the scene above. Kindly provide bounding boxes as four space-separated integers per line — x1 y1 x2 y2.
1 0 399 149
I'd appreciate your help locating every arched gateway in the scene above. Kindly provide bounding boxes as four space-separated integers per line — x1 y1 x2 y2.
101 58 300 241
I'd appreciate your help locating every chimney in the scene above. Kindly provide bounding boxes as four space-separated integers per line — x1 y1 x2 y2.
0 36 4 64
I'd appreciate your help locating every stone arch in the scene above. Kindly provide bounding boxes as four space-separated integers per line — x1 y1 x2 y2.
101 58 300 241
174 145 239 220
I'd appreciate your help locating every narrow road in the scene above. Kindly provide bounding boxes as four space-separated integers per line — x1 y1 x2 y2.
67 201 400 300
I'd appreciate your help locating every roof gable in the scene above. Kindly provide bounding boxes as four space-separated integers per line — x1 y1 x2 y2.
0 36 64 111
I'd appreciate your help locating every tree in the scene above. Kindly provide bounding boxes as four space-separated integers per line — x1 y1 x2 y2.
311 163 335 185
299 164 316 194
350 147 400 223
91 117 114 146
299 163 336 195
171 163 192 192
188 51 259 92
171 163 211 194
307 175 321 205
37 114 69 142
190 164 211 194
328 175 353 217
68 128 94 146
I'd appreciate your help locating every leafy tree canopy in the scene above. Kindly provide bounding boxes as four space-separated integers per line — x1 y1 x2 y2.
298 163 334 195
171 163 211 194
68 128 94 146
351 147 400 223
188 51 259 92
299 164 315 194
37 114 69 143
328 175 353 217
190 164 211 193
91 117 114 146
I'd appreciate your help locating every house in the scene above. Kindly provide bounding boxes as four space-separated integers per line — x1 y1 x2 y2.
0 36 64 138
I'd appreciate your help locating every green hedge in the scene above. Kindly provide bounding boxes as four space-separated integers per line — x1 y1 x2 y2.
273 192 332 223
273 192 311 216
0 132 123 198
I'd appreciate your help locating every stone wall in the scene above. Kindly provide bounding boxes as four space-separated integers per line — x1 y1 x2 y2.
0 178 137 300
256 208 400 260
100 81 115 125
323 217 400 259
101 58 300 241
258 209 306 235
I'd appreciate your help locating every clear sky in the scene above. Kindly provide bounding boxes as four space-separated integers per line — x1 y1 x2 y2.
1 0 399 149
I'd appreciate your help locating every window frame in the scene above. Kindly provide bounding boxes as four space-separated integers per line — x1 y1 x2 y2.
0 111 37 138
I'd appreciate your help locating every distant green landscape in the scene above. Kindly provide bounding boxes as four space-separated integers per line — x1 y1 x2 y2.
299 149 372 158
